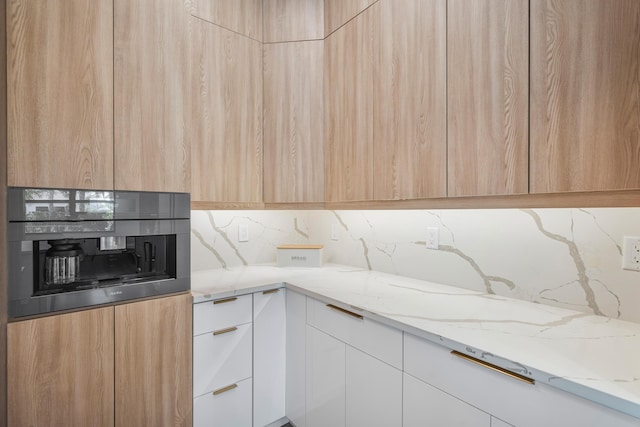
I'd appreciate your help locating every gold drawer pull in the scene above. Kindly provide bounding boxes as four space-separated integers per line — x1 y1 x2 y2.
263 288 280 295
213 383 238 396
213 326 238 336
451 351 535 385
213 297 238 305
326 304 364 320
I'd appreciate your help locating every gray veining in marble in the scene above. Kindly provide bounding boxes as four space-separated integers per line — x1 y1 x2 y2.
191 208 640 324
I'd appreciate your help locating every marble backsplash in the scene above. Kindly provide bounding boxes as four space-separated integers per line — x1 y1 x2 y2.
191 208 640 323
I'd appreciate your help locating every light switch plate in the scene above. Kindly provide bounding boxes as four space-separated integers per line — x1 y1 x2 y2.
238 224 249 242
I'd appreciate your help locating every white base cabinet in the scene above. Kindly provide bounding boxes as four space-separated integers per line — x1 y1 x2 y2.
306 326 346 427
404 333 639 427
254 289 286 426
346 346 402 427
286 289 307 427
403 372 490 427
194 377 253 427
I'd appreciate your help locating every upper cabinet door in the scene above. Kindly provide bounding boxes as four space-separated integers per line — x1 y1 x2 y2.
114 0 190 193
531 0 640 193
448 0 529 197
189 18 263 204
7 0 114 190
264 41 324 204
324 5 375 202
373 0 447 200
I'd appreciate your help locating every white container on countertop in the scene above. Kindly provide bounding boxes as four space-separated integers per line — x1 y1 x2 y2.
277 244 323 268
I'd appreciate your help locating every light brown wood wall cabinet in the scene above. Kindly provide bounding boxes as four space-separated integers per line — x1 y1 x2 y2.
7 294 192 427
7 0 114 190
189 17 263 205
530 0 640 193
324 5 375 202
264 41 325 203
448 0 529 197
190 0 263 41
114 0 191 193
8 307 115 427
324 0 377 37
263 0 324 42
115 294 193 427
373 0 447 200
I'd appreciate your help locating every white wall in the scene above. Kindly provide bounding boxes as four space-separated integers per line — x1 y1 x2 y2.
191 208 640 323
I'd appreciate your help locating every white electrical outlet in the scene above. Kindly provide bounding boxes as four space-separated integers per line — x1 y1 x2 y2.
238 224 249 242
622 236 640 271
426 227 439 250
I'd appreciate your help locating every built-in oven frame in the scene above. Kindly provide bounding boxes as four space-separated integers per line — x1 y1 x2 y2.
7 188 190 319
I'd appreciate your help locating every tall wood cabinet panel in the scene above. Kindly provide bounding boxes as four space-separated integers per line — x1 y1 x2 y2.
0 2 7 423
7 308 115 427
448 0 529 197
7 0 114 190
264 41 324 203
324 6 375 202
189 18 263 204
373 0 446 200
115 294 193 427
263 0 324 43
114 0 190 193
530 0 640 193
190 0 262 41
324 0 377 37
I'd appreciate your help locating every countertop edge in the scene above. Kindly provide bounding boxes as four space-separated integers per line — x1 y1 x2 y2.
192 277 640 420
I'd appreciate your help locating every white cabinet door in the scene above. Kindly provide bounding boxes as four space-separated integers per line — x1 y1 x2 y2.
286 290 307 427
254 288 286 427
194 377 253 427
403 372 490 427
346 346 402 427
306 326 346 427
193 322 252 398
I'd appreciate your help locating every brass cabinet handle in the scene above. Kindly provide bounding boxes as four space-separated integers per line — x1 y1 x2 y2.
326 304 364 320
451 350 535 385
213 326 238 336
263 289 280 295
213 383 238 396
213 297 238 305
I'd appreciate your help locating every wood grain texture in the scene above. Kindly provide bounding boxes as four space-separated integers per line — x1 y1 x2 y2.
7 308 115 427
373 0 446 200
324 6 375 202
7 0 113 190
448 0 529 197
263 0 324 42
114 0 191 193
325 189 640 210
324 0 377 37
531 0 640 193
190 0 262 41
264 41 324 203
115 293 192 427
0 1 7 423
189 18 263 203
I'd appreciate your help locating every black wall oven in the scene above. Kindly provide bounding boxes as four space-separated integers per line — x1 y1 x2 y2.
7 188 190 318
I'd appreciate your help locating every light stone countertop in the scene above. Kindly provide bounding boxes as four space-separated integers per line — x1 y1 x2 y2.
191 263 640 420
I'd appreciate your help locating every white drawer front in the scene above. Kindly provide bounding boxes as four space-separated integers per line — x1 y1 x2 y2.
194 293 253 335
404 333 639 427
193 322 252 397
194 377 252 427
306 297 402 369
